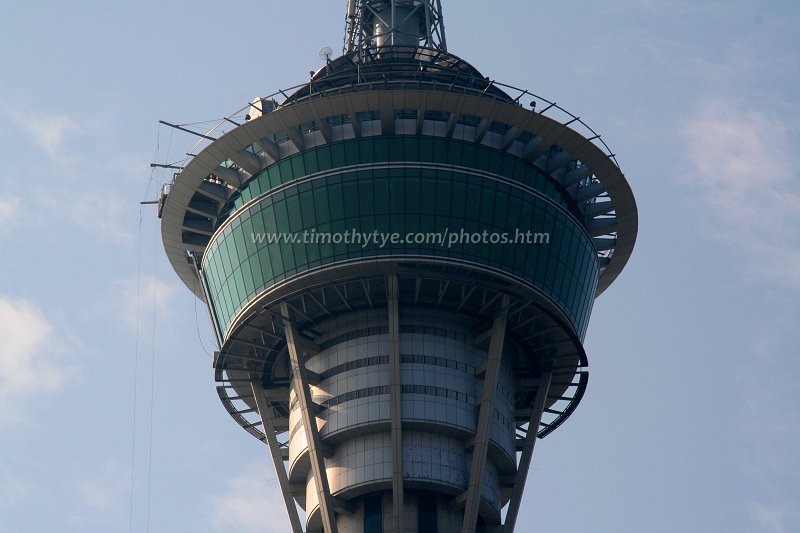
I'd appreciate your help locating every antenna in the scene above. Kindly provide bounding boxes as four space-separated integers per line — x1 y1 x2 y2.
319 46 333 62
345 0 447 54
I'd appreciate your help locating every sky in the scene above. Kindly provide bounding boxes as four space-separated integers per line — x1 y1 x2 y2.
0 1 798 532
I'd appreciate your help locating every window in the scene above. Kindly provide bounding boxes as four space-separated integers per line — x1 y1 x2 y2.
364 495 382 533
394 109 417 119
418 494 437 533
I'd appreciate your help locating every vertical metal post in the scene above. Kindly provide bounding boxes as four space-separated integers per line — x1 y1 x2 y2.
461 294 510 533
435 0 447 50
390 0 396 47
250 382 305 533
280 303 338 533
424 0 433 48
344 0 447 53
502 364 554 533
387 274 405 533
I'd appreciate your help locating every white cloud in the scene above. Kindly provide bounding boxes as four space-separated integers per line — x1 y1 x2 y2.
1 100 139 247
113 275 180 334
2 106 79 163
676 30 800 532
0 196 21 229
736 305 800 533
682 98 800 288
65 458 131 530
78 459 130 512
0 468 34 509
206 464 291 533
750 501 797 533
0 296 77 421
39 188 135 245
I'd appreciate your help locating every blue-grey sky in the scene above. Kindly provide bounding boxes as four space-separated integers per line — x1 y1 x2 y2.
1 1 798 532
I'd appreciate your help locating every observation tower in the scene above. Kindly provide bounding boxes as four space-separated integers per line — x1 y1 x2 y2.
157 1 637 532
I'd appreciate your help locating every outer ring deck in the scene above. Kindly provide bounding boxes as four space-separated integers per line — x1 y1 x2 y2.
161 88 637 302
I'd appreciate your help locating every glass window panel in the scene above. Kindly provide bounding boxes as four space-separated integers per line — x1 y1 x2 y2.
316 221 334 260
342 179 360 219
420 178 437 214
304 232 320 264
418 214 436 252
285 193 303 232
419 137 434 162
299 189 317 228
292 231 308 268
331 219 348 259
311 187 330 222
273 200 290 233
344 139 360 164
374 136 389 161
280 236 296 273
403 136 419 161
364 495 382 533
277 159 292 181
453 141 469 166
432 138 449 163
220 238 235 276
358 136 374 162
268 236 284 280
513 236 528 273
239 188 252 205
232 267 245 305
241 217 256 260
436 178 452 214
465 183 482 219
404 177 421 214
457 143 476 167
303 150 318 174
478 187 496 226
249 253 265 291
266 164 281 189
330 142 346 167
328 182 345 222
373 178 390 215
317 144 332 171
488 148 503 174
358 179 374 216
242 258 254 297
418 494 438 533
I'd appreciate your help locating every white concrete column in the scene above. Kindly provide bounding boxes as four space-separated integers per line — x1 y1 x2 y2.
250 382 305 533
387 274 405 533
502 364 553 533
461 294 510 533
281 302 338 533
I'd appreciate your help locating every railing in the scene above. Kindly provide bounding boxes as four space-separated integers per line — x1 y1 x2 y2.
165 47 621 185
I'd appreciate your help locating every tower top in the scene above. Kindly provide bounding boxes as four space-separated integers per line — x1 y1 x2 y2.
344 0 447 54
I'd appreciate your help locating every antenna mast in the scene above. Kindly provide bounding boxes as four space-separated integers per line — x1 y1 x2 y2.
345 0 447 54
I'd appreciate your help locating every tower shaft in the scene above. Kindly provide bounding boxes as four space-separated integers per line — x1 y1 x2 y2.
345 0 447 53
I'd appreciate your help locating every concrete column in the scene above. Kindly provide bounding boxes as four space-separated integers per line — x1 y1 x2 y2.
387 274 405 533
281 302 338 533
461 294 510 533
250 382 305 533
502 364 553 533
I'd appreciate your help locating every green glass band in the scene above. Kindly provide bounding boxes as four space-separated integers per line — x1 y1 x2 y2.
218 136 577 225
203 167 598 339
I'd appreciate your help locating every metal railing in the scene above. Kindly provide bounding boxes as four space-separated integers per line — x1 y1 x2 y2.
163 48 621 184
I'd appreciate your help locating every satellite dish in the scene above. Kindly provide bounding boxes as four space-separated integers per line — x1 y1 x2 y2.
319 46 333 62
